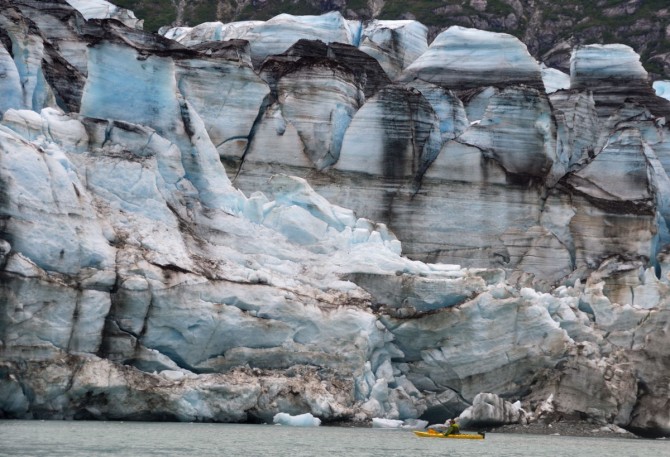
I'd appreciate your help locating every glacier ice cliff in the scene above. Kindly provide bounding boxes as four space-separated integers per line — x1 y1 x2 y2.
1 0 670 438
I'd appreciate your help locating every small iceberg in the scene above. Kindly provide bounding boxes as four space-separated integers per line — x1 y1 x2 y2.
372 418 429 429
372 418 404 428
273 412 321 427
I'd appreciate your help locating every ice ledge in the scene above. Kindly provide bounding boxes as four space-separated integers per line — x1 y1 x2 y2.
570 44 649 89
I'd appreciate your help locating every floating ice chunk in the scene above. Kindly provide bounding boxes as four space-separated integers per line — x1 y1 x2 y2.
403 419 429 430
371 418 429 429
273 412 321 427
599 424 630 434
372 418 403 428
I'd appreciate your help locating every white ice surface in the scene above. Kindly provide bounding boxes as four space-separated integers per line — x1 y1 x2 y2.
541 64 570 93
654 81 670 101
273 412 321 426
570 44 648 86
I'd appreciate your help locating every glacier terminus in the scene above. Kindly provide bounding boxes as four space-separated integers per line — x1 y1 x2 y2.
1 0 670 438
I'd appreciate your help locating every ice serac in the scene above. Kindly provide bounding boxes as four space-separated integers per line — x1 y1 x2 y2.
570 44 670 119
230 39 390 178
4 3 670 438
358 20 428 80
0 5 56 113
541 64 570 94
407 81 468 143
457 393 527 427
4 0 91 77
655 81 670 101
240 12 355 67
173 40 270 163
570 44 649 90
399 26 543 90
65 0 142 28
253 40 376 170
561 129 657 269
81 42 181 136
167 13 356 68
550 91 600 170
457 87 558 180
0 44 23 114
379 85 565 277
335 84 441 184
166 21 264 47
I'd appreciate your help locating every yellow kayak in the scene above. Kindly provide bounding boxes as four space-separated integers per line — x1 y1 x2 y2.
413 430 485 440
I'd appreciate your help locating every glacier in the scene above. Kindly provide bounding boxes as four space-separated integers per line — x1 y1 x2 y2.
1 0 670 438
655 81 670 101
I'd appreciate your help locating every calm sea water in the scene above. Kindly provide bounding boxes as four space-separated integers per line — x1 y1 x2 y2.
0 420 668 457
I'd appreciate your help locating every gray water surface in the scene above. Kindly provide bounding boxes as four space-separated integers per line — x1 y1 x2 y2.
1 420 667 457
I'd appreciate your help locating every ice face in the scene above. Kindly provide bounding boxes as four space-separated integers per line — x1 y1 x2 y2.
4 4 670 436
654 81 670 101
400 26 543 89
0 45 23 114
541 64 570 94
276 64 360 169
358 20 428 79
407 81 468 142
0 123 115 275
243 12 355 66
457 87 557 179
65 0 142 28
570 44 649 89
336 85 441 180
0 13 55 112
174 54 270 161
80 42 181 136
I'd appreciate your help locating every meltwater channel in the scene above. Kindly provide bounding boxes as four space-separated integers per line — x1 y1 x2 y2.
1 421 668 457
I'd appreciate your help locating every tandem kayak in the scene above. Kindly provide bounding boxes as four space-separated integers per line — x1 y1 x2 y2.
413 430 485 440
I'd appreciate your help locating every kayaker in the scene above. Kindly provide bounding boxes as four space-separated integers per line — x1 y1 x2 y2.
444 419 460 436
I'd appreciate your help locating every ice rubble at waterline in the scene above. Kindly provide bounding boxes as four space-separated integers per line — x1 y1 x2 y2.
273 412 321 427
1 0 670 437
